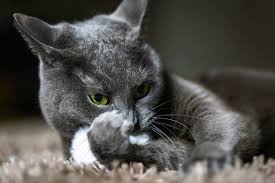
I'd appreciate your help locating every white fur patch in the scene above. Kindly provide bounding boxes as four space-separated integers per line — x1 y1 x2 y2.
129 133 150 146
70 127 97 165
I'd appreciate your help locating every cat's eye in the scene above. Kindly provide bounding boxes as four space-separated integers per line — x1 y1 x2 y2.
88 94 109 106
134 83 151 100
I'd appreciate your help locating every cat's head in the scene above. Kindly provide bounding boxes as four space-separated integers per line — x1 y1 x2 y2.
14 0 166 136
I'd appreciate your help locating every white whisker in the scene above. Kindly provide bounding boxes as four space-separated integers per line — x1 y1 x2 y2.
151 124 176 148
157 113 211 122
151 97 177 111
153 117 194 137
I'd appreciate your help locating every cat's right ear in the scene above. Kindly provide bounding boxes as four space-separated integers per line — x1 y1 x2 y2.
13 13 62 57
111 0 148 28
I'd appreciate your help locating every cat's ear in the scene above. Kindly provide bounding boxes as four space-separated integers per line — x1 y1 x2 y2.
13 13 62 56
111 0 148 28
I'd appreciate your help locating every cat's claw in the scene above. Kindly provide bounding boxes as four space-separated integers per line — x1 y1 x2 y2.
92 161 107 172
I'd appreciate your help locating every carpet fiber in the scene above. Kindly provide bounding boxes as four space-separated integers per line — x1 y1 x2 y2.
1 119 275 183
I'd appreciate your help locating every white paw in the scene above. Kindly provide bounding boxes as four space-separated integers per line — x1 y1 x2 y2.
70 127 104 170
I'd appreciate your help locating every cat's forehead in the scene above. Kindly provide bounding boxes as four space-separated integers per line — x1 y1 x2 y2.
76 65 151 92
73 45 160 93
73 15 134 46
75 48 158 92
67 16 161 91
68 16 140 60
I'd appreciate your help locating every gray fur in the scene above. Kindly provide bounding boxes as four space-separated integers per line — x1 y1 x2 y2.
14 0 270 172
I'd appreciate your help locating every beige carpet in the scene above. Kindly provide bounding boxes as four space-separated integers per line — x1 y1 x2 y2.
1 119 275 183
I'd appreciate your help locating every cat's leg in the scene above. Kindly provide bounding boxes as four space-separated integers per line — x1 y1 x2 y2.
88 110 193 170
134 138 193 170
177 79 260 173
185 111 259 173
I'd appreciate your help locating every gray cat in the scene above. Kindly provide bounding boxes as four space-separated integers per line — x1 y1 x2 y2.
14 0 274 172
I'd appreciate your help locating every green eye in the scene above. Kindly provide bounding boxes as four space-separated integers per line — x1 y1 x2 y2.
88 94 109 106
135 83 151 100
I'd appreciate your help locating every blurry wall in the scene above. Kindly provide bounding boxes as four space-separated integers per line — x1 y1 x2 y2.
149 0 275 74
1 0 275 120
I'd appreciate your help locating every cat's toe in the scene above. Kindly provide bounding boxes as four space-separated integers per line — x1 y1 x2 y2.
183 153 232 174
183 142 233 174
205 153 232 173
88 110 134 139
92 161 107 172
90 110 124 130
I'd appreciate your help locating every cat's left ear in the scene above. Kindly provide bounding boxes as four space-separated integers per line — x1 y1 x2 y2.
110 0 148 28
13 13 63 57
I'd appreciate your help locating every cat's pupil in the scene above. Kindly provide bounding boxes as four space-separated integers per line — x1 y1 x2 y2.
137 87 144 94
135 83 150 100
94 94 103 102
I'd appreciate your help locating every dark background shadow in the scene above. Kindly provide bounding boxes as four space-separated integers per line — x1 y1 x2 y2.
1 0 275 120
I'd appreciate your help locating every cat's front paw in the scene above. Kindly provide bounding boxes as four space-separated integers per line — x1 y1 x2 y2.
92 110 137 136
183 142 233 173
87 111 132 165
70 127 106 171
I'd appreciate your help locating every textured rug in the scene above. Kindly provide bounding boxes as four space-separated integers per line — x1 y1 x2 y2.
1 119 275 183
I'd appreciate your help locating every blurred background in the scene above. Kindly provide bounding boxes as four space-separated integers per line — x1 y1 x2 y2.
1 0 275 121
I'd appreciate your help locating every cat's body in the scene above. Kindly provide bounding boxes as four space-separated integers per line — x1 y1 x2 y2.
196 69 275 159
14 0 273 172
